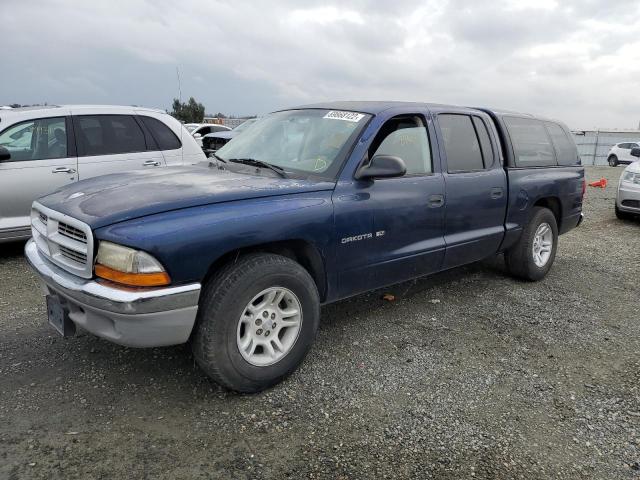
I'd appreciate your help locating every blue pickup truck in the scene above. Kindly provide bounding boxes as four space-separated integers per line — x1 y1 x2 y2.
26 101 584 392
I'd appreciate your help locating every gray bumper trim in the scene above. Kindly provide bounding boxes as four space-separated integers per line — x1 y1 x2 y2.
25 239 201 315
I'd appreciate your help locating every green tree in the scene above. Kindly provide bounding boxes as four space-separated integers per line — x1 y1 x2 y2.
170 97 206 123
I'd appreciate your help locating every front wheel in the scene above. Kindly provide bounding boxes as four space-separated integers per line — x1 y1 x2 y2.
615 202 633 220
505 207 558 281
608 155 619 167
192 253 320 393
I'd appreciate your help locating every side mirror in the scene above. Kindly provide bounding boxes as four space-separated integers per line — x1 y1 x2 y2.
0 146 11 161
631 147 640 158
355 155 407 180
193 133 202 139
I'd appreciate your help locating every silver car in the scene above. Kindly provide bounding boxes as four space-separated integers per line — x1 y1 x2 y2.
0 105 206 242
615 148 640 220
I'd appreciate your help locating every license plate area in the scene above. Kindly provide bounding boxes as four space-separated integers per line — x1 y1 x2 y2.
46 295 76 338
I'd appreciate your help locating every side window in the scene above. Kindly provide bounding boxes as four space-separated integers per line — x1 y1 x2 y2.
545 122 579 166
368 115 432 175
438 114 484 172
139 116 181 151
75 115 146 156
472 116 494 167
503 117 556 167
0 117 67 161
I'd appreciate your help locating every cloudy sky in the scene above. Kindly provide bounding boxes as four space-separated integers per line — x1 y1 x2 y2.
2 0 640 129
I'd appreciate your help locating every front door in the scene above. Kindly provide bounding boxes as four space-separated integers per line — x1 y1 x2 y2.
433 112 507 269
0 116 77 239
333 112 446 298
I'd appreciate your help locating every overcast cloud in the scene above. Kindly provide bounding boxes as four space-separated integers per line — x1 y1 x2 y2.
2 0 639 128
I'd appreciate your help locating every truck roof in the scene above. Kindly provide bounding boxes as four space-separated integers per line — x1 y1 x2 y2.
291 101 537 119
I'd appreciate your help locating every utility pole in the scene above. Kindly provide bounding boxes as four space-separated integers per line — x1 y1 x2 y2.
176 67 182 104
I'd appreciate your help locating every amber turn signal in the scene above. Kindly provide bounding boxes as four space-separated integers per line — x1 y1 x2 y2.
95 264 171 287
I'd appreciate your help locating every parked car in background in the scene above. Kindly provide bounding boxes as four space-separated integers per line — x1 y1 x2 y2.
185 123 232 148
607 142 640 166
25 101 584 392
0 105 206 242
202 118 258 154
615 147 640 219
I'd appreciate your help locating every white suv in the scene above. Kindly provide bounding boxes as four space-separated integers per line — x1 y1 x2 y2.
607 142 640 167
0 105 206 242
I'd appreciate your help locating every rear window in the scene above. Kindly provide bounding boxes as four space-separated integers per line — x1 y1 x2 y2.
504 117 556 167
139 116 181 151
545 122 579 166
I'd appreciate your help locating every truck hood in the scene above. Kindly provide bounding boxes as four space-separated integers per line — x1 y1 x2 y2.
37 164 335 229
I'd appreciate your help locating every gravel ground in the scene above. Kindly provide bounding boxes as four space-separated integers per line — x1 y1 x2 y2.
0 166 638 480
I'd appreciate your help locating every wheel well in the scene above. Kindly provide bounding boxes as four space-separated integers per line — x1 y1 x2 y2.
202 240 327 301
534 197 561 230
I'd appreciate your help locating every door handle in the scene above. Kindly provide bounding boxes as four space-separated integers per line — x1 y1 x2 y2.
52 167 76 174
490 187 504 199
428 194 445 208
143 160 161 167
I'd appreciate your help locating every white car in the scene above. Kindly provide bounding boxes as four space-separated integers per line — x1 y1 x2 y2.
615 149 640 220
0 105 206 242
184 123 232 147
607 142 640 167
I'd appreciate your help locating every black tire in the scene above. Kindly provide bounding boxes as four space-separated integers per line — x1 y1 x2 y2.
615 203 632 220
192 253 320 393
505 207 558 281
608 155 619 167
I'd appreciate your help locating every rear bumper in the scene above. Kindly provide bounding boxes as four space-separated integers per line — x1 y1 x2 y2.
25 239 201 347
559 211 584 235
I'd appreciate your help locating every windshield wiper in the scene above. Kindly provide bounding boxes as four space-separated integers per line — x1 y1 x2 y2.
228 158 288 178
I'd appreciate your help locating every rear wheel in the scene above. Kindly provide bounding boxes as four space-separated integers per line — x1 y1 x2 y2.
505 207 558 281
608 155 619 167
192 253 320 393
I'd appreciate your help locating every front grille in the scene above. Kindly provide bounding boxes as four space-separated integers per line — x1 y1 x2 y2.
59 245 88 264
58 222 87 243
30 203 94 279
621 199 640 209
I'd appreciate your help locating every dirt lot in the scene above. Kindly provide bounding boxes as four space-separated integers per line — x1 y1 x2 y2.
0 166 638 479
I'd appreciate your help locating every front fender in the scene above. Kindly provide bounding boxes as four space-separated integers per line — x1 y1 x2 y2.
94 192 335 284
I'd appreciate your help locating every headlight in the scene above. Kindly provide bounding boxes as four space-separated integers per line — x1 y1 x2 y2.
95 241 170 287
621 171 640 185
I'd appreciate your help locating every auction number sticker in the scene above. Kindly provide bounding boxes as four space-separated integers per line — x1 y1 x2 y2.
323 111 365 122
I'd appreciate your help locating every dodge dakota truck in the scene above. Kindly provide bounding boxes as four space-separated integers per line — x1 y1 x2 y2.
25 101 585 392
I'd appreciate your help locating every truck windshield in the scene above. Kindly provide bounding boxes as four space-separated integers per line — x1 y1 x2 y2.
215 109 371 179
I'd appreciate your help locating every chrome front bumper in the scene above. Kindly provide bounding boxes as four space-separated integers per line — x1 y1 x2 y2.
25 239 201 347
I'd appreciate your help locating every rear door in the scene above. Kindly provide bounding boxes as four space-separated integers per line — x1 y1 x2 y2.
73 112 166 180
434 111 507 269
0 115 77 239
